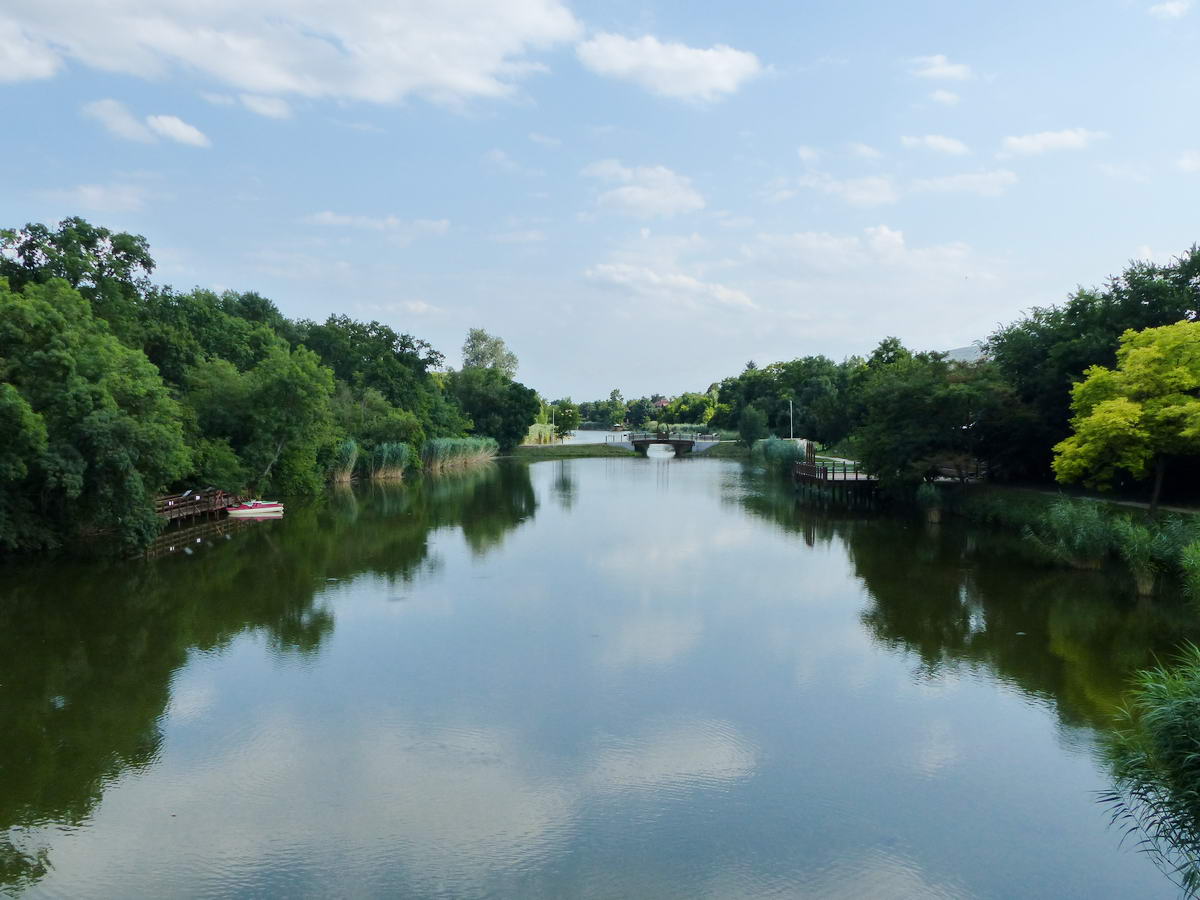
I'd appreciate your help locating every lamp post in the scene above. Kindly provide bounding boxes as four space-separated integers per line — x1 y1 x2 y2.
789 399 794 440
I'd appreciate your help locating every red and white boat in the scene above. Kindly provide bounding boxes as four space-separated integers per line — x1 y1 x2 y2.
226 500 285 518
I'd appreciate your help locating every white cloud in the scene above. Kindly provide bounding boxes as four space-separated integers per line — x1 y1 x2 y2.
586 262 754 309
82 98 209 146
44 182 152 212
1000 128 1107 156
528 131 561 148
901 134 970 155
82 98 154 142
240 94 291 118
796 145 821 164
1149 1 1191 17
491 229 547 243
582 159 705 218
910 54 972 80
1097 162 1150 182
576 33 761 101
848 142 883 160
782 172 899 207
146 114 210 147
303 211 450 244
911 170 1018 197
930 89 960 106
1178 150 1200 173
484 148 543 176
0 17 60 80
0 1 581 104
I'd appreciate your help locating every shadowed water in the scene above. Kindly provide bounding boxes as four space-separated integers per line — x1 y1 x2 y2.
2 458 1197 898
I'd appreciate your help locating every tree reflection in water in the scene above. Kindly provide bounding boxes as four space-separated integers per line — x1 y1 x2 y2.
0 462 535 891
735 471 1200 896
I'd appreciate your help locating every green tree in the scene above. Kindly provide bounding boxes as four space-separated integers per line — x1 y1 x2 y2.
551 398 581 439
447 367 539 452
738 405 768 447
241 346 336 494
988 249 1200 479
1053 320 1200 511
850 341 1005 491
462 327 518 377
0 278 189 551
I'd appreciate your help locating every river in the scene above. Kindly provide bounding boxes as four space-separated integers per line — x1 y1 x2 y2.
2 457 1195 897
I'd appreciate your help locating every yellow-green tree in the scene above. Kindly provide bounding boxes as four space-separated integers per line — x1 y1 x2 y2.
1053 321 1200 511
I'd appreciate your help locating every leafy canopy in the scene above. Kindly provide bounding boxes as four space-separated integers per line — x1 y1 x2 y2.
462 327 518 378
1053 320 1200 491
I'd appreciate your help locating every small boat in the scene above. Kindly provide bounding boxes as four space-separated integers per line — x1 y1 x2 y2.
226 500 285 518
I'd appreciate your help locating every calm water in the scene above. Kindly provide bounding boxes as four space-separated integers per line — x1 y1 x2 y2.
2 458 1197 898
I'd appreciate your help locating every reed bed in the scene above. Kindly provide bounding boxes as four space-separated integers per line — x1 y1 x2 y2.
422 437 498 473
751 436 805 471
369 442 411 480
523 423 556 445
1103 643 1200 895
331 439 359 484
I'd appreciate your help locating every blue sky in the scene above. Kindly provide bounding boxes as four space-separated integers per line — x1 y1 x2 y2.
3 0 1198 398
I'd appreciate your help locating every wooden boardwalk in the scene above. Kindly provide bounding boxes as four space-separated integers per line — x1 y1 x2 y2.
793 461 878 487
154 489 245 522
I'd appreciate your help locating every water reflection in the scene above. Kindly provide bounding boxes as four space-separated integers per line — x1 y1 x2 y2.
736 474 1200 732
0 463 535 891
2 459 1196 897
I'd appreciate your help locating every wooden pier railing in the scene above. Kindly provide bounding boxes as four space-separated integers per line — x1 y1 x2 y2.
794 461 877 484
154 489 244 521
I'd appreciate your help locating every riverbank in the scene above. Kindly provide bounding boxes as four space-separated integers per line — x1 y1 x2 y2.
509 443 637 461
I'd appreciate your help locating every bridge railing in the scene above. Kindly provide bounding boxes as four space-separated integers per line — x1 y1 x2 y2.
612 432 720 443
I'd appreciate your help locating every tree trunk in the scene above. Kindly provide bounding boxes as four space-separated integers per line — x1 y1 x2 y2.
258 438 287 487
1150 456 1167 514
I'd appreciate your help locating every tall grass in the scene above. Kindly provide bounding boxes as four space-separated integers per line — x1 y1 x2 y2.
1111 518 1162 596
523 423 556 445
1022 497 1115 569
751 436 804 471
1103 644 1200 895
369 442 411 480
1181 542 1200 601
422 437 498 473
331 439 359 484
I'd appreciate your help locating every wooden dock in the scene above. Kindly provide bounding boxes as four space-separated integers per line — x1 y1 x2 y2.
793 461 878 487
154 489 244 522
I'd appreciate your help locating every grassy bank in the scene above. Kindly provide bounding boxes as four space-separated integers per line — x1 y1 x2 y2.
509 443 636 461
698 441 750 460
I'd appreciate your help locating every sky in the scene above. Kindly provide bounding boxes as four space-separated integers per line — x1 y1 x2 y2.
2 0 1199 399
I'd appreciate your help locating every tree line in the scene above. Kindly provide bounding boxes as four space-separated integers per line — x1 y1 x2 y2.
575 247 1200 504
0 218 540 553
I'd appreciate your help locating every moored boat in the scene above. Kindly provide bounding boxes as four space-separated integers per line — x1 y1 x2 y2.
226 500 284 517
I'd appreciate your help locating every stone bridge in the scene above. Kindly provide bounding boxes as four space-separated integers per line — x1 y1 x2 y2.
607 432 723 455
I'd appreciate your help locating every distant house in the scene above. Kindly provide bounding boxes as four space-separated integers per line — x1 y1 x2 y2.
653 398 671 409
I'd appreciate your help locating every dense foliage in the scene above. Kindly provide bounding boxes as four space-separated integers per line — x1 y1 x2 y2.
1054 321 1200 510
0 218 539 552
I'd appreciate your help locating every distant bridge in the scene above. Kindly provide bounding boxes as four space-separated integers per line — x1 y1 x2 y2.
606 432 723 455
